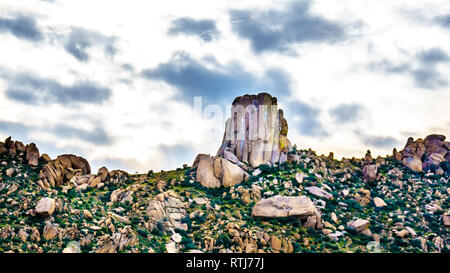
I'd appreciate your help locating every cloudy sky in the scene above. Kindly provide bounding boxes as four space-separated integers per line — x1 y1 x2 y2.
0 0 449 173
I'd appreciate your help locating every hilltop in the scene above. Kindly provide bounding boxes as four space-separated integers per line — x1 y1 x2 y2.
0 93 449 253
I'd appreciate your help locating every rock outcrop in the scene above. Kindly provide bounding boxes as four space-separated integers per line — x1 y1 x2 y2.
251 195 323 230
216 93 292 168
38 154 91 188
0 137 40 166
395 134 450 174
192 154 249 188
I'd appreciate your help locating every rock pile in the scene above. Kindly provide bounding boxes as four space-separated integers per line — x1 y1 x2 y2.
38 154 91 188
216 93 292 168
0 136 40 166
395 134 450 173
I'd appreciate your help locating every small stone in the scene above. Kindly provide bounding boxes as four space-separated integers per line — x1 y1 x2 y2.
31 227 40 242
171 233 182 243
346 219 370 233
331 212 338 224
83 210 93 219
166 241 178 253
62 241 81 253
270 236 281 251
295 173 304 184
5 168 14 177
43 223 58 240
305 186 332 199
396 229 409 238
322 229 333 235
194 197 208 205
373 197 387 208
252 169 262 176
18 229 29 243
405 227 417 237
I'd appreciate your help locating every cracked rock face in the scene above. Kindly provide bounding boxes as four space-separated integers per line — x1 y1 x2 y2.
217 93 292 168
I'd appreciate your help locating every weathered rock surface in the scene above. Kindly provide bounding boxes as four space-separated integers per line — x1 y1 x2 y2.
216 93 292 168
193 154 249 188
35 197 56 217
251 195 323 230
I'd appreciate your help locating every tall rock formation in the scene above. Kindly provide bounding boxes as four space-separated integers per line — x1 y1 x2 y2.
216 93 292 168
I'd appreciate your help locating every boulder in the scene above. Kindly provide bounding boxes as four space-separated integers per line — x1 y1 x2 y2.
251 195 322 230
216 93 292 168
35 197 56 217
363 164 378 182
56 154 91 174
97 166 109 182
346 219 370 233
193 154 249 188
166 241 179 253
25 143 40 167
402 156 422 172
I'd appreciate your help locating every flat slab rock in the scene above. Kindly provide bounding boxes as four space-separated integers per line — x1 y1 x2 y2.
251 195 317 219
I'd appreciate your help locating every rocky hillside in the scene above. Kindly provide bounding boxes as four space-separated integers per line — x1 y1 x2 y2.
0 93 449 253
